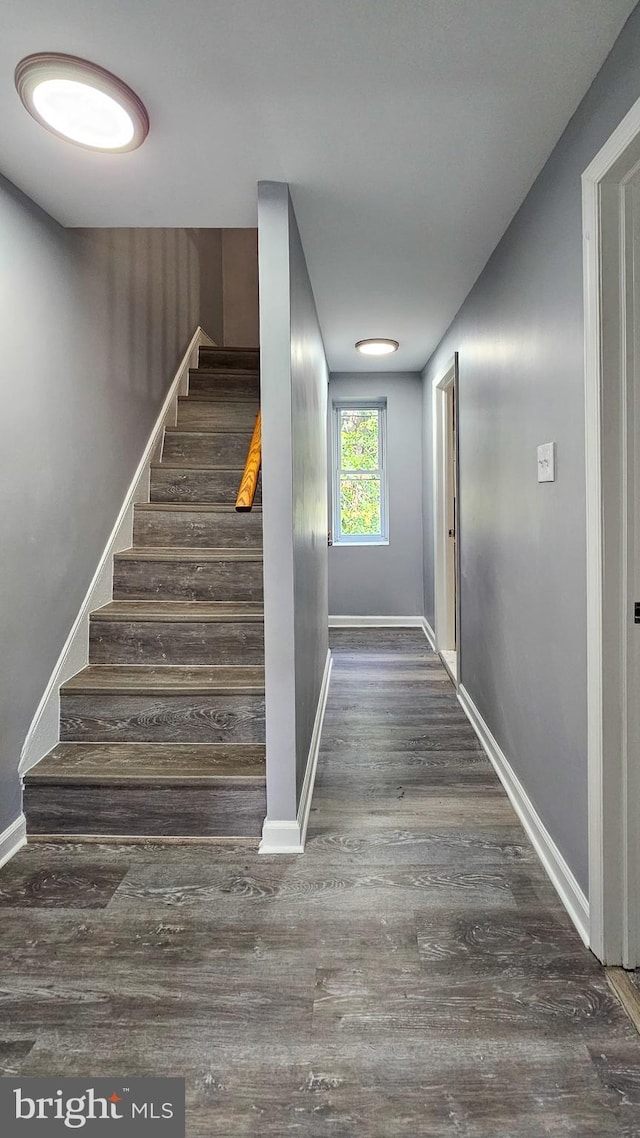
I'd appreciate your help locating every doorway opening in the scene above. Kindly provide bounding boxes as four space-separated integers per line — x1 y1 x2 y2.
433 354 459 685
583 95 640 966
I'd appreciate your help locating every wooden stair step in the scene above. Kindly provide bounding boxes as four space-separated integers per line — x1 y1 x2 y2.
62 664 265 695
89 599 265 664
115 546 263 561
24 785 266 839
113 546 263 602
177 398 258 432
24 742 266 784
92 601 264 621
162 429 253 464
24 742 266 838
198 346 259 370
133 503 262 549
150 464 261 504
60 673 265 743
188 369 259 399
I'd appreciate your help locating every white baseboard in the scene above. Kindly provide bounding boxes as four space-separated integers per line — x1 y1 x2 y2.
329 614 424 627
328 614 436 650
421 616 436 650
458 684 590 946
297 649 333 848
259 649 333 855
19 326 215 776
0 814 27 870
259 820 305 854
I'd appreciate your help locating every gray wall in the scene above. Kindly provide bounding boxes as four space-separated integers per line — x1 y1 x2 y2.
258 181 329 819
422 3 640 894
329 372 424 616
0 174 226 837
222 229 260 347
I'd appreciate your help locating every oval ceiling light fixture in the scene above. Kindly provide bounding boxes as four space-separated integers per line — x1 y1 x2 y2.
15 53 149 152
355 338 399 356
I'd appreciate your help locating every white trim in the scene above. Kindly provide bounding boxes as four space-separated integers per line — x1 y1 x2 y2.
439 649 458 686
432 356 458 654
259 820 304 854
0 814 27 870
583 93 640 965
458 685 590 946
19 326 215 776
329 614 425 628
328 614 436 649
331 399 389 545
421 616 436 650
259 649 333 854
296 649 333 848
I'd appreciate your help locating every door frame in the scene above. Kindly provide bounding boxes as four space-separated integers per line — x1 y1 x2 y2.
583 94 640 965
432 354 460 669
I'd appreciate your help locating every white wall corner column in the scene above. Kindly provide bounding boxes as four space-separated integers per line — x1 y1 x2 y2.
583 92 640 965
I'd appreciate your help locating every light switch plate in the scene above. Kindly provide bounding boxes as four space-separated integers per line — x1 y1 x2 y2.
537 442 556 482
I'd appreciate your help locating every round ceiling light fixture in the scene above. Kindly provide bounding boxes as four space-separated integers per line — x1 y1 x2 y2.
15 53 149 152
355 338 399 356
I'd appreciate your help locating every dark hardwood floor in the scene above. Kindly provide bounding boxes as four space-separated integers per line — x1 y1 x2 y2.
2 628 640 1136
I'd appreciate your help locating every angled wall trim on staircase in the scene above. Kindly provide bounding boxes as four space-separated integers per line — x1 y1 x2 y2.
19 325 214 777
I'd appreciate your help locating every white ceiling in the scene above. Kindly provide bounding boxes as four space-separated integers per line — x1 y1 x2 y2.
1 1 636 370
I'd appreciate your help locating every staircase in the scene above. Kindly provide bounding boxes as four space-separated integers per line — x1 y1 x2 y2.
23 347 266 841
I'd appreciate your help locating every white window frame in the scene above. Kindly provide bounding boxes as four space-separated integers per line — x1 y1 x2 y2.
331 398 389 546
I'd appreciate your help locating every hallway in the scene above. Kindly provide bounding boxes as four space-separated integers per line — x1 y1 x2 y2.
1 629 639 1135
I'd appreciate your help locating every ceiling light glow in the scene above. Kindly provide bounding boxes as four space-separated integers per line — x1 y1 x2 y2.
15 54 149 152
355 338 399 356
32 79 135 149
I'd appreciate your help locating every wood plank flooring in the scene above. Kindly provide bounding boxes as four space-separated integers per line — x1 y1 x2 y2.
3 628 640 1136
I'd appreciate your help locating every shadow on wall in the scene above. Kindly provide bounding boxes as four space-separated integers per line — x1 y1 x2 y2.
72 228 224 404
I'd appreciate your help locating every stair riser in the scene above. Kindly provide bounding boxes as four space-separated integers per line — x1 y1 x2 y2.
60 693 266 744
198 347 259 370
177 401 258 431
133 508 262 549
188 371 259 399
162 431 253 465
90 620 265 666
113 559 264 602
25 783 266 838
150 468 261 504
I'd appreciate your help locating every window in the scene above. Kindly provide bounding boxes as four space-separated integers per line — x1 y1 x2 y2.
332 400 388 544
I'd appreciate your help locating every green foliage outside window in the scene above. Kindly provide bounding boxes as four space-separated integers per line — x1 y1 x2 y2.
340 410 379 470
340 476 381 535
338 409 382 536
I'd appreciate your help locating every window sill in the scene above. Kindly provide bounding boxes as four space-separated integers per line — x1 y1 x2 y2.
332 540 389 548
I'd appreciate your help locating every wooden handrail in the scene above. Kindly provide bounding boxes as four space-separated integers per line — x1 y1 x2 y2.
235 409 261 511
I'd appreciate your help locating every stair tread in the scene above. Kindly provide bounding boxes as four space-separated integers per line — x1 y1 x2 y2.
178 395 259 404
166 424 256 435
25 743 265 785
92 601 264 622
201 346 259 353
134 502 262 513
116 547 263 562
155 462 249 471
164 429 252 436
62 664 265 694
151 464 247 471
190 368 259 377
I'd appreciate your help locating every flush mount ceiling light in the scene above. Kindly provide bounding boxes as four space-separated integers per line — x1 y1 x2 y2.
355 339 399 356
15 53 149 152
